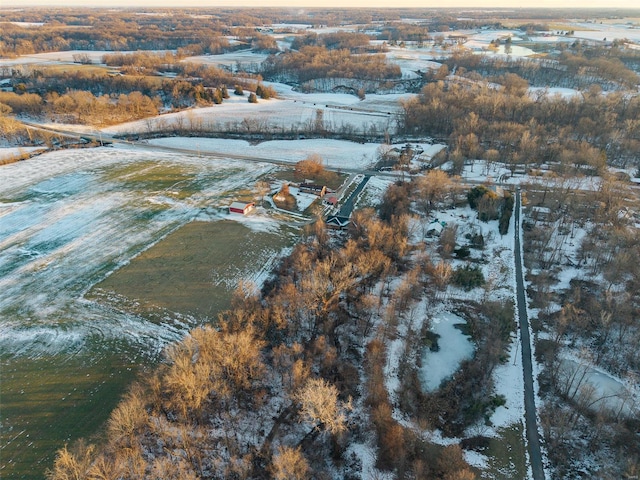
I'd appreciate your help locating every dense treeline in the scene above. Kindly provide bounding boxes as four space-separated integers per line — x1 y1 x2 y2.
3 7 638 58
290 31 379 53
262 46 402 84
439 49 640 91
0 9 370 57
375 24 433 44
401 78 640 169
0 110 65 150
0 56 265 125
0 15 232 57
0 89 162 125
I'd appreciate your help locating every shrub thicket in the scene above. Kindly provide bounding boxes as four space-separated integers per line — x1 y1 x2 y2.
498 192 514 235
452 264 485 290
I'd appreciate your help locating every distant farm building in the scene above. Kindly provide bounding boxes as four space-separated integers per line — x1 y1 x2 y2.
229 201 255 215
446 34 468 44
530 206 552 223
324 194 338 206
326 215 350 230
299 183 327 197
489 185 505 197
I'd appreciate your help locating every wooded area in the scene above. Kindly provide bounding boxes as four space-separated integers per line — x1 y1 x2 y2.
3 6 639 479
400 77 640 169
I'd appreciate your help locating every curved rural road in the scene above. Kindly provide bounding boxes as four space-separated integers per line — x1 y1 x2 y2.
514 188 545 480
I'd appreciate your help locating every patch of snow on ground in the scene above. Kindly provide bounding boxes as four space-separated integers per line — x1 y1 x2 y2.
529 86 582 98
0 147 44 160
465 449 490 470
227 208 284 234
491 336 526 429
345 442 393 480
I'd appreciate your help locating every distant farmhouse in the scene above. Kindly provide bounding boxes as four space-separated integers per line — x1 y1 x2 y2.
446 34 468 45
326 215 350 230
299 183 327 197
229 201 255 215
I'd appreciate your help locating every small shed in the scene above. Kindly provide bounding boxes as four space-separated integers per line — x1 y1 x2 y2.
324 194 338 206
229 201 255 215
326 215 350 230
489 185 505 197
426 220 445 236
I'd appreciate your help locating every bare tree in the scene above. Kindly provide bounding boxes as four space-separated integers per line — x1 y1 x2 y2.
46 442 95 480
255 180 271 207
416 169 454 216
270 446 309 480
295 378 350 436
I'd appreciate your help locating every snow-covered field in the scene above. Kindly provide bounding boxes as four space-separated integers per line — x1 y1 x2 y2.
569 20 640 44
0 145 283 357
148 136 381 170
184 51 270 69
0 50 148 67
529 86 582 99
384 45 443 74
102 94 398 137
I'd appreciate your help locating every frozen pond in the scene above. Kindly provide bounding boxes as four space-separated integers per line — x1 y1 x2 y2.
559 358 639 419
420 312 475 392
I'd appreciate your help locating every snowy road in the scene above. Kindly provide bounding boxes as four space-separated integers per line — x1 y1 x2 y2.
514 188 545 480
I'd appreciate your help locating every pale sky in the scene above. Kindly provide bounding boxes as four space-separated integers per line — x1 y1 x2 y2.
6 0 640 9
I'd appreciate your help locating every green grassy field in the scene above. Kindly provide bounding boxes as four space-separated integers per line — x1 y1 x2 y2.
481 423 529 479
0 349 139 479
90 219 297 318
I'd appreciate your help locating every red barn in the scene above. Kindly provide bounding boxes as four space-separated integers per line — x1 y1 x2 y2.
229 201 255 215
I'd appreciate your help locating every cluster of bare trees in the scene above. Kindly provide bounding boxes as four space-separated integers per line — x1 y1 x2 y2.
291 31 378 53
0 108 65 149
0 10 243 57
522 174 640 477
262 46 402 85
440 47 640 91
0 8 405 58
0 58 269 127
401 77 640 169
0 90 160 126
